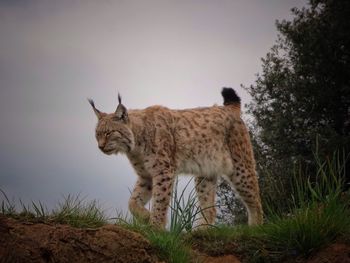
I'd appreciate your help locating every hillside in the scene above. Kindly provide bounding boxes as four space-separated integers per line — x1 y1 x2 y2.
1 215 350 263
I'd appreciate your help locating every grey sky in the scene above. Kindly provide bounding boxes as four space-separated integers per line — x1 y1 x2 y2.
0 0 306 215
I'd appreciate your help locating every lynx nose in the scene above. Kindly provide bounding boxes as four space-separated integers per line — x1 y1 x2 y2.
98 141 106 150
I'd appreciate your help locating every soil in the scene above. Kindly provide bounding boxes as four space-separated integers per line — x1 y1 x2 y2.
0 215 161 263
198 254 241 263
1 215 349 263
306 243 350 263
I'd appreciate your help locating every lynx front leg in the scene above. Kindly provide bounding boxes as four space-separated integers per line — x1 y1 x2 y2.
195 176 217 227
151 171 174 228
146 156 174 229
128 176 152 222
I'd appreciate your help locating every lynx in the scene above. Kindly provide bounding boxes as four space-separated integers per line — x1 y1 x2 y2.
89 88 263 228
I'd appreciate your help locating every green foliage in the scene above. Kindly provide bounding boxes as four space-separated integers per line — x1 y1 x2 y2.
1 190 49 220
259 0 348 163
260 151 350 260
116 217 192 263
246 0 350 163
263 150 347 218
169 178 203 234
147 230 191 263
116 216 191 263
263 201 349 258
0 189 16 216
0 193 107 228
19 199 48 219
52 194 107 228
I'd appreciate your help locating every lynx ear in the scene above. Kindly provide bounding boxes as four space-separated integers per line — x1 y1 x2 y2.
88 98 102 119
115 93 128 122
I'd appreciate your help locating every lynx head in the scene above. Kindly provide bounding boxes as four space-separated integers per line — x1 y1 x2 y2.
88 94 135 155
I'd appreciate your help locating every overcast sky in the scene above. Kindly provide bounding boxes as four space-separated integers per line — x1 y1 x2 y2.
0 0 307 217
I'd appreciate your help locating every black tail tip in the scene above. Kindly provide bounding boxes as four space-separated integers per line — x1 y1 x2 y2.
221 87 241 105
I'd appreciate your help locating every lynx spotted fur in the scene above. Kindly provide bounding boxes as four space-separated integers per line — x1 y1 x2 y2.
89 88 263 228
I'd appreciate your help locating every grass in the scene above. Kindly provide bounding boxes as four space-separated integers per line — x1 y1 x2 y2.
191 197 350 262
169 178 205 234
115 215 191 263
1 189 17 216
0 192 107 228
51 194 107 228
146 230 191 263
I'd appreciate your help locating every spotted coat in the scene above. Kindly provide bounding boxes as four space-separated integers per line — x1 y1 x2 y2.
89 89 263 228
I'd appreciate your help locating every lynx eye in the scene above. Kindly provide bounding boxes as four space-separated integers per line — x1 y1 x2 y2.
105 131 113 137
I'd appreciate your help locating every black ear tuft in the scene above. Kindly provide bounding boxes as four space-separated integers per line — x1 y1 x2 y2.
88 98 95 108
118 93 122 104
88 98 102 118
221 87 241 105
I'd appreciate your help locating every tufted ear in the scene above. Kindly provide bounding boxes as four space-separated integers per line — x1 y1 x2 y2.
88 98 102 119
115 93 128 122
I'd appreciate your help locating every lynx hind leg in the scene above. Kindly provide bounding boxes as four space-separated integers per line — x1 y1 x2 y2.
128 176 152 222
227 165 263 225
195 176 217 227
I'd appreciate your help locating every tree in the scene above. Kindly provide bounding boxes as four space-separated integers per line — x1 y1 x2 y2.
218 0 350 221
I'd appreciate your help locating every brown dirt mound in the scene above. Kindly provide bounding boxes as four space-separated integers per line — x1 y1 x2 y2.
200 255 241 263
306 243 350 263
0 215 161 263
2 215 349 263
